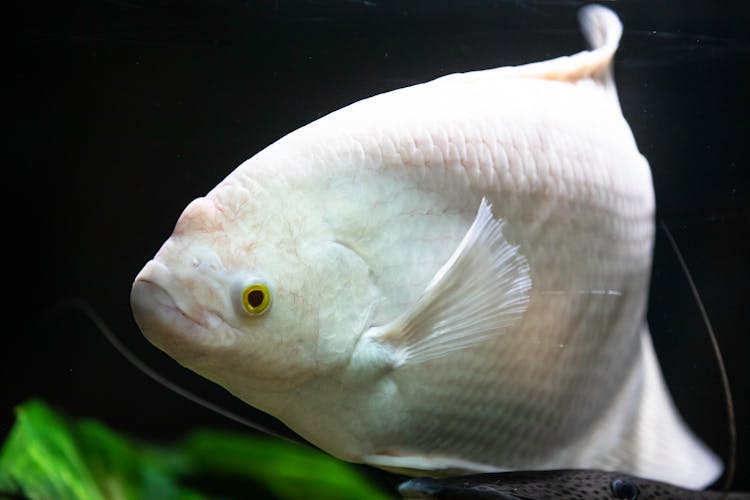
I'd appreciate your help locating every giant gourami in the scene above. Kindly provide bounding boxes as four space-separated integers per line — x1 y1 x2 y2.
131 5 721 489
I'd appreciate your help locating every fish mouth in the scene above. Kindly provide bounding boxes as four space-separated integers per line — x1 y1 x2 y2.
130 261 216 351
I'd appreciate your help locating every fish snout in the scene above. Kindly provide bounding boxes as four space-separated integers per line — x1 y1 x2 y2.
131 260 223 355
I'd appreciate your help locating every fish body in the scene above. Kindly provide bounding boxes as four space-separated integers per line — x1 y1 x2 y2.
130 6 721 489
399 470 750 500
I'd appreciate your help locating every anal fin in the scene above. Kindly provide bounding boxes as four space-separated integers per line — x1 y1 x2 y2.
362 451 501 477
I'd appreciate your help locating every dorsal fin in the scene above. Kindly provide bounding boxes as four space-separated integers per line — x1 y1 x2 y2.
434 5 623 99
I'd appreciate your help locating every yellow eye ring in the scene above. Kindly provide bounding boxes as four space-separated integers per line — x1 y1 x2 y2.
241 283 271 316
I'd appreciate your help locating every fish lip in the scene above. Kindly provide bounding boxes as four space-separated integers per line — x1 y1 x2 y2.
130 278 206 339
130 262 221 345
135 278 209 329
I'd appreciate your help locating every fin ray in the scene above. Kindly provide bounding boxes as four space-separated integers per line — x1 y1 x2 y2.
368 198 532 365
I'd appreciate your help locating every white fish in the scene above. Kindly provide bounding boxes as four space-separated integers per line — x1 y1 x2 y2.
130 5 722 490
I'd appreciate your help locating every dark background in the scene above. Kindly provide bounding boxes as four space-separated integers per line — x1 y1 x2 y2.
5 0 749 496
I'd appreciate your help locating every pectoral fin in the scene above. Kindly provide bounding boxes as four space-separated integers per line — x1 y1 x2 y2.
368 198 532 366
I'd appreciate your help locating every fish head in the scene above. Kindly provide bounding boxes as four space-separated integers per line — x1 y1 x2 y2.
130 179 343 396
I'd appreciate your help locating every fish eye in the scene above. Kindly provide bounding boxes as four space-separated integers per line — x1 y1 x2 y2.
241 283 271 316
610 478 639 500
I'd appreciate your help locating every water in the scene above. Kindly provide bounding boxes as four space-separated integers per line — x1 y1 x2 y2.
5 0 748 494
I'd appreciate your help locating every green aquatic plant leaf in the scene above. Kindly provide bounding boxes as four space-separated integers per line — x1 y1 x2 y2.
0 399 201 500
182 430 392 500
0 399 103 499
0 400 392 500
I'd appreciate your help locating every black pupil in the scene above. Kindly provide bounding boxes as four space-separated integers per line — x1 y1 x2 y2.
247 289 265 308
247 290 265 308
